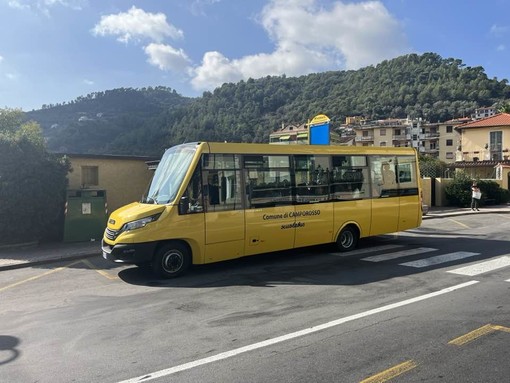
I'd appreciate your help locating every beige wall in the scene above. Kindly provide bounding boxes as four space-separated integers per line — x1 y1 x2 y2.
67 156 154 213
460 127 510 161
421 177 432 206
438 123 461 163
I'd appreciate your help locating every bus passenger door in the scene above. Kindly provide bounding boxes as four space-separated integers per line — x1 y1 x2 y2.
203 170 245 263
293 155 334 247
293 181 334 247
244 162 295 256
369 157 399 235
245 207 296 256
396 156 421 231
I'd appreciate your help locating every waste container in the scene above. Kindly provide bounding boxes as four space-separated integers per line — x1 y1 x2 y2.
63 189 107 242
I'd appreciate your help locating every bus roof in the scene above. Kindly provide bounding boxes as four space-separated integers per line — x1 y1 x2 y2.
180 141 418 156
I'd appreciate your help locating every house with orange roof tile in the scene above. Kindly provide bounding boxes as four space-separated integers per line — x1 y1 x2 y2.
453 113 510 189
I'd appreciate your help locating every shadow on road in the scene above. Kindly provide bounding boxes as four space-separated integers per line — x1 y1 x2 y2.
116 235 508 289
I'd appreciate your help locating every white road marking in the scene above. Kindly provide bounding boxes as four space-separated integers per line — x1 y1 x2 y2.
447 256 510 276
400 252 479 268
362 247 436 262
329 244 403 256
116 281 479 383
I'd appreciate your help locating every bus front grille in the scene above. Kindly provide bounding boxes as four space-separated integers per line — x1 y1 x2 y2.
105 227 120 241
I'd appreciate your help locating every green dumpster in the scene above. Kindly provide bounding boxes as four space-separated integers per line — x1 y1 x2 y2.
63 189 107 242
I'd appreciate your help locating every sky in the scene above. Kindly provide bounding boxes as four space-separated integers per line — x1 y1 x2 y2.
0 0 509 112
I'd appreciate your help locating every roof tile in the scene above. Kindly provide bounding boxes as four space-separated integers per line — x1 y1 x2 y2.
457 113 510 129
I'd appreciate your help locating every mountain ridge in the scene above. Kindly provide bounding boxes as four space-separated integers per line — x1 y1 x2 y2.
25 52 510 157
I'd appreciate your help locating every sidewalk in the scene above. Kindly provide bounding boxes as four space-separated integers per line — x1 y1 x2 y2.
0 240 101 271
423 203 510 219
0 204 508 271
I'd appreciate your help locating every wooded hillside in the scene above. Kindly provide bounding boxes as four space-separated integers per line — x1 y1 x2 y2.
26 53 510 157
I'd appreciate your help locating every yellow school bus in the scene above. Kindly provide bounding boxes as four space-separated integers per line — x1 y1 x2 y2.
102 142 422 277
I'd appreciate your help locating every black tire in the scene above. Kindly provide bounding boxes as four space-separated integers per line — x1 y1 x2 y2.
336 226 359 252
152 242 191 278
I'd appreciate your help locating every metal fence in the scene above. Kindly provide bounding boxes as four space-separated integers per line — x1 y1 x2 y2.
419 161 451 178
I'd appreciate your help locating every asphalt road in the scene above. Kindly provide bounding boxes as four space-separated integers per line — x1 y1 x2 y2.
1 211 509 383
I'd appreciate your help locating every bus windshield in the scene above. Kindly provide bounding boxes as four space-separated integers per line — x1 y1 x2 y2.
143 144 197 204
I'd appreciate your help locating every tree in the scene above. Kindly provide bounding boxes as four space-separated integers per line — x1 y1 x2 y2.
497 101 510 113
0 108 70 244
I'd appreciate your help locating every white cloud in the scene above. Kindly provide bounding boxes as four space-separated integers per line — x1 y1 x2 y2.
83 79 94 85
189 0 221 17
8 0 84 14
0 56 18 80
191 52 243 90
7 1 29 10
144 43 191 72
92 6 183 44
190 0 409 91
496 44 505 52
490 24 509 38
191 45 327 90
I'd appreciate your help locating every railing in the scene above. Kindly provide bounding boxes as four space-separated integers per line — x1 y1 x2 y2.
457 150 510 161
355 136 374 141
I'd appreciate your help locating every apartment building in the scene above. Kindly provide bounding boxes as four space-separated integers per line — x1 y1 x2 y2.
269 123 346 145
352 117 441 159
452 113 510 187
438 118 466 163
471 106 497 120
269 123 309 144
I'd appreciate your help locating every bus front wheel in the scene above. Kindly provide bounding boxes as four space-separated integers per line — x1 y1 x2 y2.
152 242 191 278
336 226 358 252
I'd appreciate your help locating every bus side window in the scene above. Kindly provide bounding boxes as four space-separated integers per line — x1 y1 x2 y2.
208 173 220 205
182 166 204 214
370 156 398 198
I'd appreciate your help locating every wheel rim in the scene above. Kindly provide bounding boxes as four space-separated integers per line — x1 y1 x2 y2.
341 230 354 248
161 250 183 273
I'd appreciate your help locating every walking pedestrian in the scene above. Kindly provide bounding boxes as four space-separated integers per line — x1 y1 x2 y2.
471 182 481 211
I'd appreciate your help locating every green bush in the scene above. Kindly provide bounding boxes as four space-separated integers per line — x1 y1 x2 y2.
445 173 509 207
0 109 70 245
444 173 472 207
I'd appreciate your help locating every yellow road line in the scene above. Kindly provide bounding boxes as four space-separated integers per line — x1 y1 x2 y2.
446 217 470 229
449 324 510 346
360 360 418 383
0 260 82 293
491 325 510 334
0 258 119 292
82 259 119 280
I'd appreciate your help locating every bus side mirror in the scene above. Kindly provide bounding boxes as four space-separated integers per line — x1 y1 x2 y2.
179 196 189 215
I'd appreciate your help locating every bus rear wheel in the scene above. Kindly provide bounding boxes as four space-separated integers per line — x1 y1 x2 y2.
152 242 191 278
336 226 358 252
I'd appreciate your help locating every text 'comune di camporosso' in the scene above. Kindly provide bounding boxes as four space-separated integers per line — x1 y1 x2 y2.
262 209 321 221
261 209 321 229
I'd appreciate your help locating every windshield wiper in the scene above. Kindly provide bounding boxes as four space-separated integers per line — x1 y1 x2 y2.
145 196 157 204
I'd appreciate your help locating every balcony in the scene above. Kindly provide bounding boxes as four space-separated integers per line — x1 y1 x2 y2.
355 136 374 142
421 148 439 154
457 150 510 162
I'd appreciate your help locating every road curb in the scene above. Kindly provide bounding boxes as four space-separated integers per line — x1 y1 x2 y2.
0 252 99 272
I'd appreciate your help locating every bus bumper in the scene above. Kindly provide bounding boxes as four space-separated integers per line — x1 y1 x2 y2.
102 240 157 264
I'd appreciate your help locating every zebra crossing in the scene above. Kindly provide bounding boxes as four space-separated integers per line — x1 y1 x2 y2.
333 245 510 280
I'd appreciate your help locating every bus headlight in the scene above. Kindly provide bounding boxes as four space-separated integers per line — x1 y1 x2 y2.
122 214 161 233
